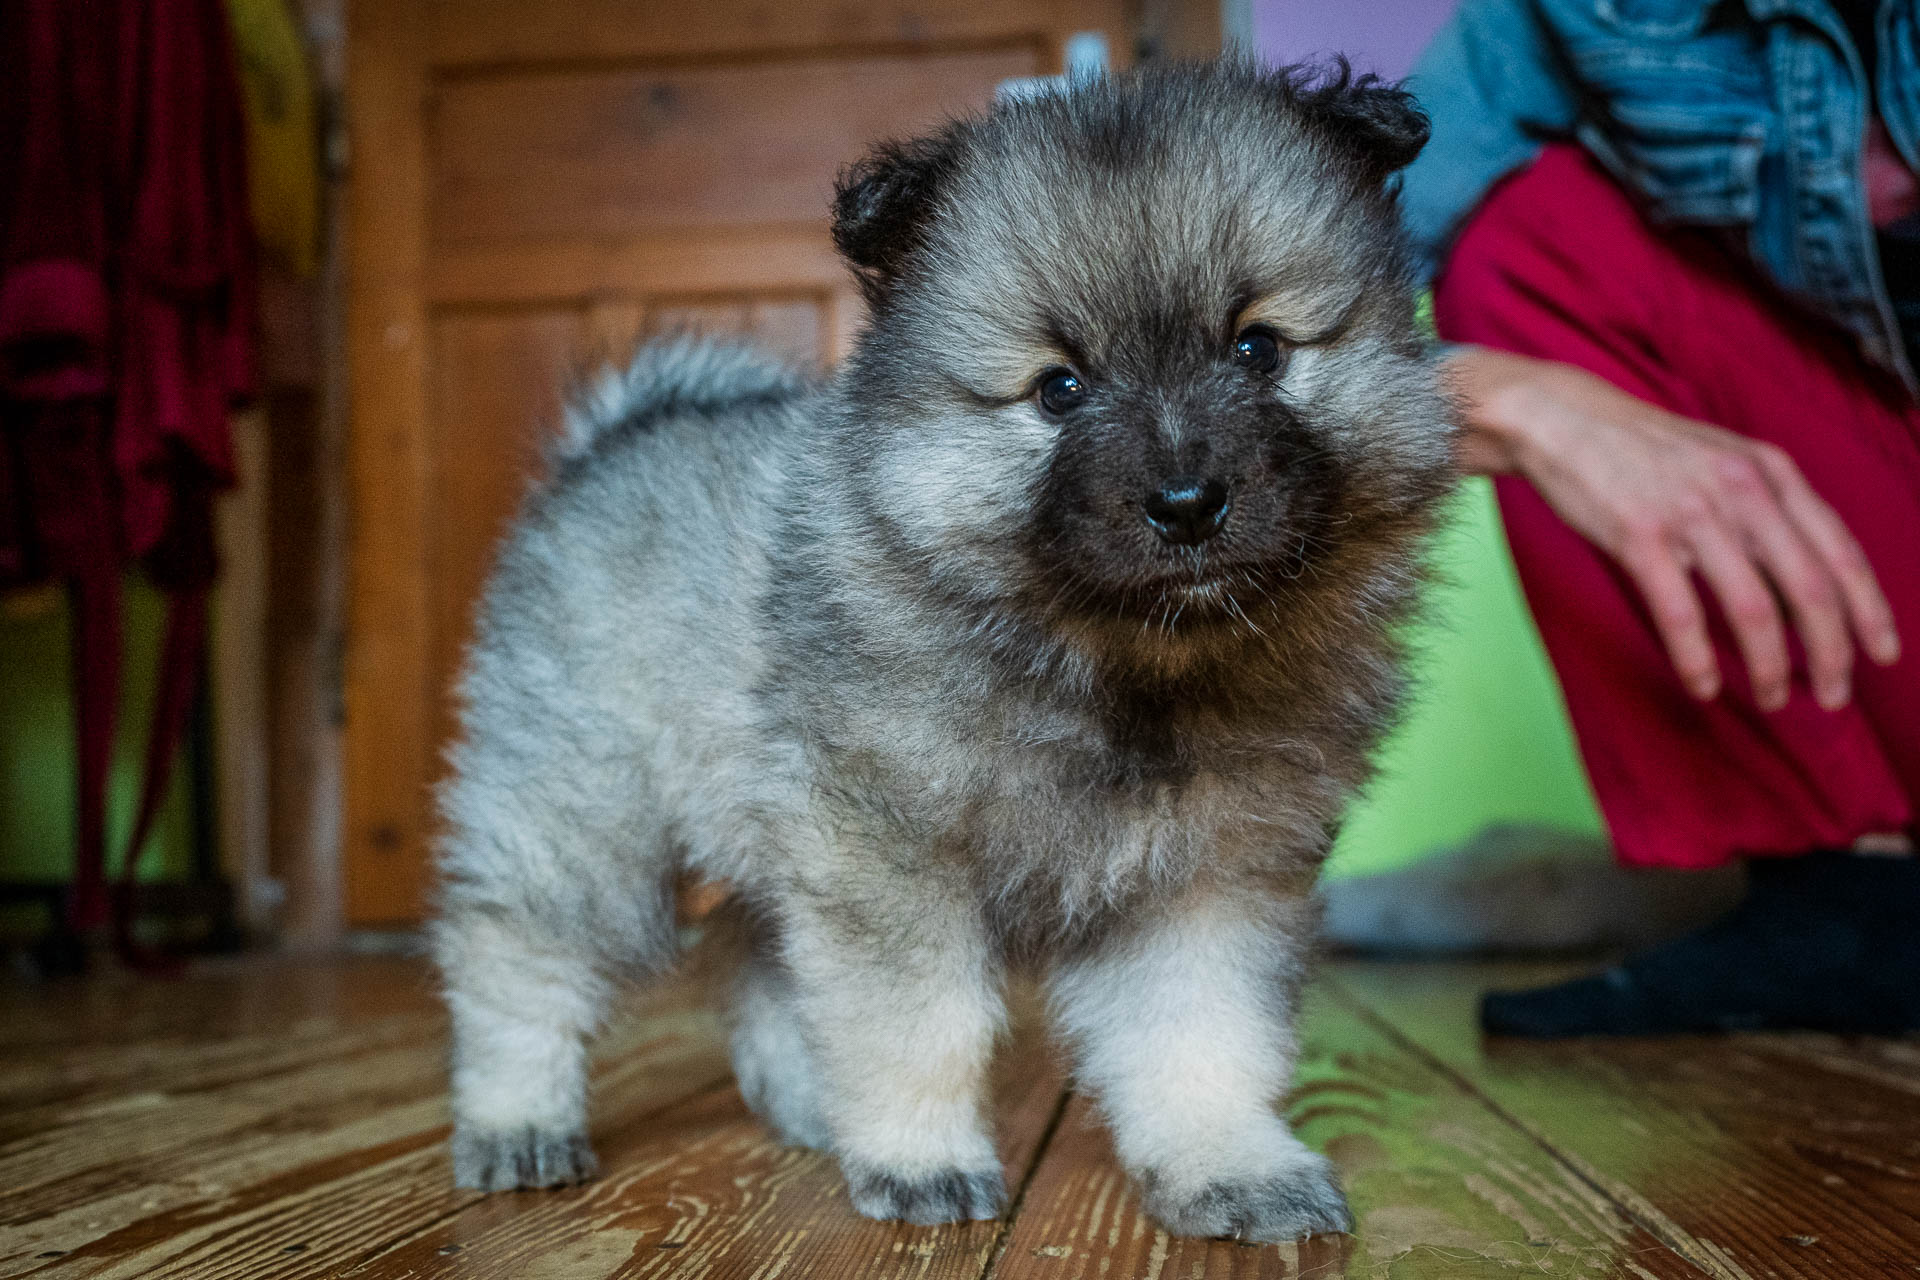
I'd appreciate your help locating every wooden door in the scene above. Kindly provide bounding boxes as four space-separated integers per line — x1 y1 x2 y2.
342 0 1216 925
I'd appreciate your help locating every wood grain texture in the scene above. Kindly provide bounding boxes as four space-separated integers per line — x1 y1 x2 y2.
426 308 586 767
426 234 848 308
1334 960 1920 1280
425 0 1116 68
7 957 1909 1278
429 52 1035 247
345 1000 1069 1279
341 0 438 926
264 383 348 947
642 296 828 368
987 982 1704 1280
0 958 728 1280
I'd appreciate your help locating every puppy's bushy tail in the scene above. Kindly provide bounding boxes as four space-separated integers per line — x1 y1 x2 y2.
554 333 810 465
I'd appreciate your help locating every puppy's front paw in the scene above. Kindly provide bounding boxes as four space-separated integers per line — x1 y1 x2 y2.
845 1164 1007 1225
1143 1152 1352 1242
451 1126 599 1191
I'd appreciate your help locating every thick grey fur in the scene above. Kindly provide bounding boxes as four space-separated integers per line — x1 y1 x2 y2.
433 59 1454 1241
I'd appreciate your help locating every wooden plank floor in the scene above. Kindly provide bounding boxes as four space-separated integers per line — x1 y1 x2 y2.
3 955 1917 1278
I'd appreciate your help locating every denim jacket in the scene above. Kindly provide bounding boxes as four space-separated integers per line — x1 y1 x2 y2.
1400 0 1920 394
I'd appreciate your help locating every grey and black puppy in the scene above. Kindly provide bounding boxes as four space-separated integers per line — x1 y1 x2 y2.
433 59 1452 1241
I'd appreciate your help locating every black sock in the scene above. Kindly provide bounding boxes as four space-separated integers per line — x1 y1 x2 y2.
1480 851 1920 1037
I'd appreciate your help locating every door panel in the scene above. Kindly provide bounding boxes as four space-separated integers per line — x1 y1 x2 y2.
427 0 1117 65
430 52 1038 246
644 295 828 365
345 0 1178 924
427 308 585 756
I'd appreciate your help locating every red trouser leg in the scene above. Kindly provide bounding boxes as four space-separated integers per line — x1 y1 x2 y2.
1433 144 1920 870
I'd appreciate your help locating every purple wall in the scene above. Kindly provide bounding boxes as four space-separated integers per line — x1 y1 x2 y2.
1251 0 1457 81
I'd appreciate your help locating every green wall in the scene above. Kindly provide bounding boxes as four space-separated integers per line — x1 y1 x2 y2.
1329 476 1605 877
0 582 198 890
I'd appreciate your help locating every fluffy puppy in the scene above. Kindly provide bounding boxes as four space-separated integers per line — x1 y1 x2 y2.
433 58 1453 1241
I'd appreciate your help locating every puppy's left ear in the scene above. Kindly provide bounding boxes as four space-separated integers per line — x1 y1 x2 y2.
1290 61 1430 184
832 130 962 307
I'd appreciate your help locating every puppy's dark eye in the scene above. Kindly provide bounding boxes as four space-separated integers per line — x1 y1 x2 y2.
1232 326 1285 375
1036 368 1087 417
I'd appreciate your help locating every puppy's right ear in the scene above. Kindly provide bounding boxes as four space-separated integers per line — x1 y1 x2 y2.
832 131 960 308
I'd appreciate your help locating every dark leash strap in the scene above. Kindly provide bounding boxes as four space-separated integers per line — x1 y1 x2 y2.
37 410 212 974
66 572 204 975
109 456 218 973
108 579 205 974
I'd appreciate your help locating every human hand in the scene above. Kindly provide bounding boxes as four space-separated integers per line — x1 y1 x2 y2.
1445 345 1900 710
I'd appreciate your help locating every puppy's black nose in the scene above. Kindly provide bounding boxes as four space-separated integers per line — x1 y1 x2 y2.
1143 475 1229 545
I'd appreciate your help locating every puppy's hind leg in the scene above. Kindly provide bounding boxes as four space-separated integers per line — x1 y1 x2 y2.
433 906 615 1191
729 927 833 1150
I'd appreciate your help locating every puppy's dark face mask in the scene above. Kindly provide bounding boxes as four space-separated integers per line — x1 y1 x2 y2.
1013 305 1351 620
830 61 1452 641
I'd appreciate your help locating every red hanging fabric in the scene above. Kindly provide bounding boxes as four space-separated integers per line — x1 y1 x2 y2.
1 0 256 964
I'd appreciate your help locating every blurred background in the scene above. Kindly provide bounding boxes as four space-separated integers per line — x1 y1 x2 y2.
0 0 1602 967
